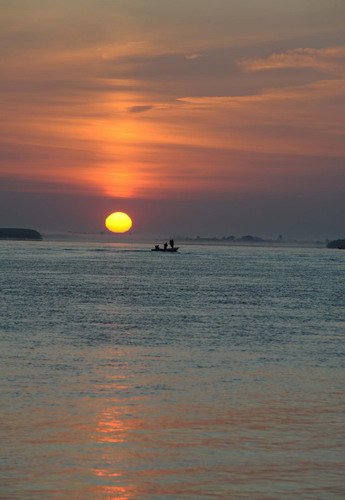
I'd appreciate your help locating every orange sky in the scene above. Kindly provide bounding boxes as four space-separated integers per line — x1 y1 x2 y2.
1 0 344 238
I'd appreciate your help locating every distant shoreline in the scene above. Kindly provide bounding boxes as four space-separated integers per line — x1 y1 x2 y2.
0 229 334 248
0 228 42 240
32 231 328 248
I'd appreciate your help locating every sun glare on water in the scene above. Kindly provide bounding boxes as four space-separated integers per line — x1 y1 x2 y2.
105 212 133 233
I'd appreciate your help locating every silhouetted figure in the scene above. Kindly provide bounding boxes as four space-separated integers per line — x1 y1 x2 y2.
155 245 160 250
169 239 174 248
163 242 168 250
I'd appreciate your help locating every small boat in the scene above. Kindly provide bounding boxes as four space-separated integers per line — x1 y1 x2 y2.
151 239 179 252
151 246 179 252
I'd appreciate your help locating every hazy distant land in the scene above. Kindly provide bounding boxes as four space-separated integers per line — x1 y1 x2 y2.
0 228 42 240
179 234 330 247
3 228 340 248
35 230 338 248
327 239 345 249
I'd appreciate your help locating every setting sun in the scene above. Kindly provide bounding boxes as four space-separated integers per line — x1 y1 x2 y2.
105 212 133 233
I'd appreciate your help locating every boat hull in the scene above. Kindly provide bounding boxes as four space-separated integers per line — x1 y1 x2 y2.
151 247 179 252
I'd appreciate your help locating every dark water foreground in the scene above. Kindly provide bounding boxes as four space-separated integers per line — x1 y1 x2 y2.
1 241 344 499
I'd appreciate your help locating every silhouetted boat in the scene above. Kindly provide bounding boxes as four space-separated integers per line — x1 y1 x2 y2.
151 240 179 252
151 246 179 252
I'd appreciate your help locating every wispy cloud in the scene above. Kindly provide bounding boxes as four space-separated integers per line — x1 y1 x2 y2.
185 54 202 60
178 78 345 106
128 105 154 113
240 46 345 75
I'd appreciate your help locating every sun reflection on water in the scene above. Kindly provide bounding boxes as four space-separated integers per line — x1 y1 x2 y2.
90 356 138 499
96 406 129 444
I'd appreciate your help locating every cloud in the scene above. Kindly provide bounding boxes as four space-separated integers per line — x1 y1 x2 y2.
0 175 98 195
185 54 202 60
128 105 154 113
240 46 345 76
178 78 345 106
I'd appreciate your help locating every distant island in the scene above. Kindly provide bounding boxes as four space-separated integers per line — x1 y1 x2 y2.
327 239 345 249
184 234 264 242
183 234 273 243
0 228 42 240
177 234 328 247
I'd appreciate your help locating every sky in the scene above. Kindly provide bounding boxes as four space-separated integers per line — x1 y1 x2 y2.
1 0 344 239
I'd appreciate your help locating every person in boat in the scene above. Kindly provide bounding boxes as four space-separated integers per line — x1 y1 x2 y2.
163 242 168 250
154 244 160 250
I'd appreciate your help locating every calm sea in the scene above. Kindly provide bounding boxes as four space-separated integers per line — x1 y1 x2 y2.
1 240 344 499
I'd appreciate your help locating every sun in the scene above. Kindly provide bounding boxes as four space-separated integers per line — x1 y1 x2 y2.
105 212 133 233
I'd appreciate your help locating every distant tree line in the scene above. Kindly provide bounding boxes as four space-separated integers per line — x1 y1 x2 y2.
0 228 42 240
327 239 345 249
185 234 265 242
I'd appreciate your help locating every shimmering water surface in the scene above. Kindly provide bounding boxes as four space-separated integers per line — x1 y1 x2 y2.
1 241 344 499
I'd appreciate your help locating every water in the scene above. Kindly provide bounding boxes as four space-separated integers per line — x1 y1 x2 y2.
1 240 344 499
